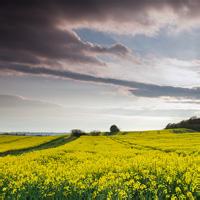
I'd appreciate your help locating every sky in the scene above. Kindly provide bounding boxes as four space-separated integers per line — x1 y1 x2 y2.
1 0 200 132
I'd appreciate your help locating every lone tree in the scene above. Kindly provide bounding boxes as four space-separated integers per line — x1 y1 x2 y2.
110 124 120 134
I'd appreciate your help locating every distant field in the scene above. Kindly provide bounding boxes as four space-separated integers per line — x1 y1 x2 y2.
116 129 200 155
0 135 61 153
0 129 200 199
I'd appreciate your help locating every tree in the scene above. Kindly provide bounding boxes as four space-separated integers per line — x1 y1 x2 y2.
110 124 120 134
71 129 85 137
165 116 200 131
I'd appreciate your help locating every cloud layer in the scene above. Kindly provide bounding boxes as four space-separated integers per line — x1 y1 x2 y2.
0 94 62 109
1 0 200 68
2 0 200 34
1 0 200 100
1 0 134 74
2 64 200 99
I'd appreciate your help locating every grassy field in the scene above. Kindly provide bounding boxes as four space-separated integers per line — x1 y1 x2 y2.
0 129 200 199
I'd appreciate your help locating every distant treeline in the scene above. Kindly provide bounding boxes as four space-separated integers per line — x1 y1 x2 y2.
165 116 200 131
71 125 120 137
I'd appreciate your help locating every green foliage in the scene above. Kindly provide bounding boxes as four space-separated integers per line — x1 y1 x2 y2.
89 130 101 136
71 129 86 137
109 124 120 134
165 116 200 131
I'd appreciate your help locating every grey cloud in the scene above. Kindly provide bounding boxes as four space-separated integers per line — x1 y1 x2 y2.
102 107 200 118
1 0 200 101
89 44 130 57
1 0 198 34
0 1 133 69
0 23 129 67
2 64 200 99
0 94 62 109
166 100 200 104
1 0 200 71
107 44 130 57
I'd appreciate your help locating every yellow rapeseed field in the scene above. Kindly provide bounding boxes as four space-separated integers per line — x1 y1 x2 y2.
0 135 61 153
0 130 200 199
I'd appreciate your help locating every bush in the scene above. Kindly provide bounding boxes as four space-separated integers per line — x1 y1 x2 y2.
109 125 120 134
89 130 101 136
71 129 86 137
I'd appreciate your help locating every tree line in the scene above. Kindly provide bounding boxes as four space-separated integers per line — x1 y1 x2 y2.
165 116 200 131
71 124 120 137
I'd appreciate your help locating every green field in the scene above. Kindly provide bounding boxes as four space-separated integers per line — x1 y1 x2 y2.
0 129 200 199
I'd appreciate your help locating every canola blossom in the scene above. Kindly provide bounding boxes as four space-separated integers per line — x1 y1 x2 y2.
0 130 200 199
0 135 61 153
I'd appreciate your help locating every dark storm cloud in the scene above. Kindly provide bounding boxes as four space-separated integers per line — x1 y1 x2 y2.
0 24 129 66
1 0 199 32
0 1 131 68
1 0 200 99
2 64 200 99
1 0 200 68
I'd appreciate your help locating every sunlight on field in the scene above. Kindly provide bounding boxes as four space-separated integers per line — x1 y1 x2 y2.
0 129 200 199
0 135 60 153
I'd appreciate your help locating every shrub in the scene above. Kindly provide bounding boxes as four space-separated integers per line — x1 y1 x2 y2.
89 130 101 136
110 125 120 134
71 129 86 137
